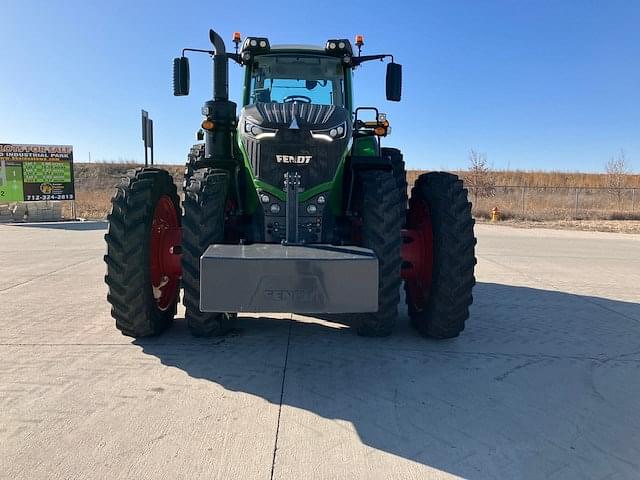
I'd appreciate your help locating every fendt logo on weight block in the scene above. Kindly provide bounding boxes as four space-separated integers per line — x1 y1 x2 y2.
263 289 315 303
275 154 312 164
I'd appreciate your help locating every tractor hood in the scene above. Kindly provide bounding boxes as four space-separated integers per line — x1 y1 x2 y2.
239 102 351 191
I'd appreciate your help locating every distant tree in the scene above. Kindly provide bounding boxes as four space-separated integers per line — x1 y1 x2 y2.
605 150 631 207
466 149 495 201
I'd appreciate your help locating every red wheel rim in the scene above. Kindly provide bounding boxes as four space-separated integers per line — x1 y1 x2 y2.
150 196 181 311
401 198 434 311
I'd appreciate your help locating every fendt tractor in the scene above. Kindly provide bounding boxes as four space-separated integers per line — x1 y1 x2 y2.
104 29 476 339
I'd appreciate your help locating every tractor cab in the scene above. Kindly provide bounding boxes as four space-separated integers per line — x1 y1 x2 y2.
238 45 353 204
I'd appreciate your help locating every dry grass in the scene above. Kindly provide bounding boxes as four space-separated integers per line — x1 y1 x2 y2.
469 187 640 221
68 163 183 219
409 170 640 222
68 164 640 233
407 170 640 189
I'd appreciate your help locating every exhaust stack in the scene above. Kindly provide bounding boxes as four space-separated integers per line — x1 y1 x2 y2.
209 29 229 102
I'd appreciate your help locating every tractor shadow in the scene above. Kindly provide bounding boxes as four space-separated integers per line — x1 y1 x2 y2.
135 283 640 479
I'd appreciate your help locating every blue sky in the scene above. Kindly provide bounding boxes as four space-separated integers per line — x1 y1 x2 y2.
1 0 638 172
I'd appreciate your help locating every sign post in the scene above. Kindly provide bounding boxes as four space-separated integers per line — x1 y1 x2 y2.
141 110 154 166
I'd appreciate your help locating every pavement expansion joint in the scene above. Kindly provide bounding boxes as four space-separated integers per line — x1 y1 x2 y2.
270 315 293 480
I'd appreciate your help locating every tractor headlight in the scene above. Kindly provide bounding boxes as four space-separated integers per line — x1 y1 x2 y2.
243 119 277 140
311 121 348 142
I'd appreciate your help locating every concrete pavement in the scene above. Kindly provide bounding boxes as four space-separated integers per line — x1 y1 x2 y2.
1 222 639 479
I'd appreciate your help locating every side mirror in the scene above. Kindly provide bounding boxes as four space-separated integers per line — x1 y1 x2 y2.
173 57 190 96
386 62 402 101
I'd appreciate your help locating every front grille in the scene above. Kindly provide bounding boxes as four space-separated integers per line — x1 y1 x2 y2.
244 135 337 189
256 103 336 127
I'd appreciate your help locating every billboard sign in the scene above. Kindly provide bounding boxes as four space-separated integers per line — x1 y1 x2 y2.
0 144 75 202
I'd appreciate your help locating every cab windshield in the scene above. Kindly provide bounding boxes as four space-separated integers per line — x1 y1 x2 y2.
248 54 345 106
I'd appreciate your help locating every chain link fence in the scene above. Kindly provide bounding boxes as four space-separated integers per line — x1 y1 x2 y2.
468 186 639 220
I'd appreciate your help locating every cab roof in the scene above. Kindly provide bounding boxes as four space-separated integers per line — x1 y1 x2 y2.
269 44 327 54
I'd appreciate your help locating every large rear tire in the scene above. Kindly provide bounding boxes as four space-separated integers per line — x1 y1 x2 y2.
357 170 403 336
182 168 236 337
405 172 476 338
104 168 181 337
381 147 408 208
184 143 205 194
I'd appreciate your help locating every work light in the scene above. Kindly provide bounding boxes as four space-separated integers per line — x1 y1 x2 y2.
325 39 353 57
242 37 271 55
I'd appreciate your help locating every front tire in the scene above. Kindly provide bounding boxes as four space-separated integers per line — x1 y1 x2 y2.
357 170 404 336
104 168 181 337
182 168 236 337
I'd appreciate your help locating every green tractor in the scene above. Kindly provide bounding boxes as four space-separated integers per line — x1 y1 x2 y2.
104 29 476 338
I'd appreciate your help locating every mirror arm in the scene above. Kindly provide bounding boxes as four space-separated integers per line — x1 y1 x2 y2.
181 47 214 57
227 53 242 65
180 48 241 65
351 54 395 67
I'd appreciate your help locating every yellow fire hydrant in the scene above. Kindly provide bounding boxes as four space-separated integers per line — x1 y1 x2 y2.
491 206 500 222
